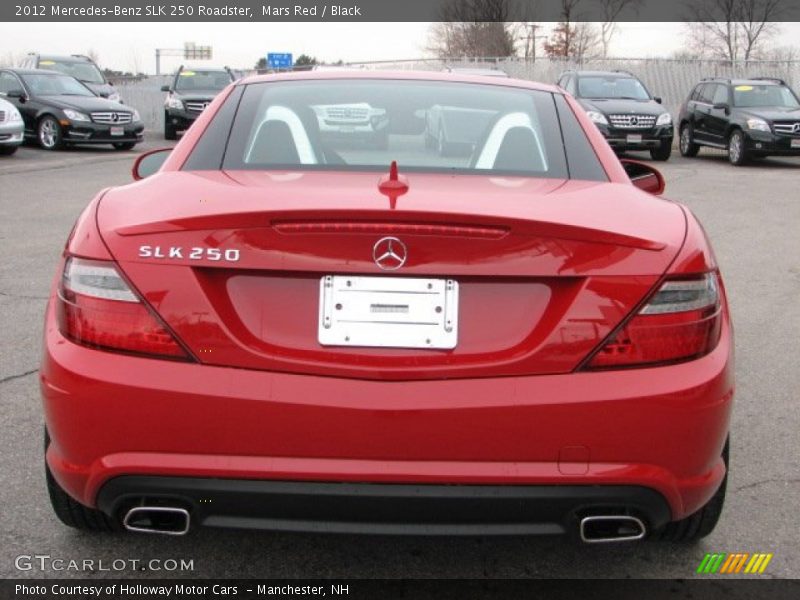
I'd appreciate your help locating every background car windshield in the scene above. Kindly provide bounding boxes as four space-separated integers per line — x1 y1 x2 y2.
733 84 800 108
23 74 94 96
175 70 230 91
41 60 105 84
222 79 572 178
578 76 650 100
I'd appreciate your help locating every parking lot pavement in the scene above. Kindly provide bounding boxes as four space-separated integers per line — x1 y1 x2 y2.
0 148 798 579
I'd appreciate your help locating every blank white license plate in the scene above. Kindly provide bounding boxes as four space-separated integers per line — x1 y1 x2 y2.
110 126 124 136
318 275 458 349
791 139 800 148
627 134 643 144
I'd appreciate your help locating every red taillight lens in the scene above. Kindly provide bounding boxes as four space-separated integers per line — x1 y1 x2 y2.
56 257 189 360
585 273 722 369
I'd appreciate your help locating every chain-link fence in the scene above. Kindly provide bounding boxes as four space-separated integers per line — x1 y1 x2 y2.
117 57 800 132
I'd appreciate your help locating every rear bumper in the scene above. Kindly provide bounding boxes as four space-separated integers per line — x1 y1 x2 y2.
97 476 671 535
41 299 733 526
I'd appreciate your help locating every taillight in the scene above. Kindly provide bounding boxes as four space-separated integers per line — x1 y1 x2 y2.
56 257 189 360
585 272 722 369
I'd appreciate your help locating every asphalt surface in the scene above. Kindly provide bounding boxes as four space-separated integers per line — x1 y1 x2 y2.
1 139 798 580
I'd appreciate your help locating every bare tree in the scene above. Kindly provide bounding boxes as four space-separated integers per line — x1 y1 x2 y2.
684 0 786 61
543 0 601 59
597 0 642 58
427 0 518 58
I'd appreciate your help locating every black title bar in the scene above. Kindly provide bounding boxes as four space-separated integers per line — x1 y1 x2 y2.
4 0 800 22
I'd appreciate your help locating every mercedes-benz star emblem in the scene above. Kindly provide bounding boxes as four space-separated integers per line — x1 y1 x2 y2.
111 113 119 123
793 122 800 134
630 116 639 126
373 237 407 271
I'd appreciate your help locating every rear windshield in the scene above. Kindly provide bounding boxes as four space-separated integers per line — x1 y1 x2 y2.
39 59 105 84
733 84 800 108
577 76 650 100
211 79 605 180
175 70 231 91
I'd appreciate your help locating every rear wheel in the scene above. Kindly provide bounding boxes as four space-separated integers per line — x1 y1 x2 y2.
38 116 64 151
650 139 672 161
653 438 728 542
679 124 699 157
728 130 749 166
45 430 115 532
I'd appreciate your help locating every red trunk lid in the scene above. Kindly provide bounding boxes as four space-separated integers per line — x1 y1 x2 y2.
97 170 685 380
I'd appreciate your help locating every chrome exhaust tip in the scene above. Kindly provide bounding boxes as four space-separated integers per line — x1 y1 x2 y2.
579 515 646 543
123 506 190 536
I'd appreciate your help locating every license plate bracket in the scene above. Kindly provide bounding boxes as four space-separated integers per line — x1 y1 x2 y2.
627 134 643 144
110 126 124 136
318 275 459 349
791 138 800 149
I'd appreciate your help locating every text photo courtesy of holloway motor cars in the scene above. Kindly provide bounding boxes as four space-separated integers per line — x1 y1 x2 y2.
1 0 799 597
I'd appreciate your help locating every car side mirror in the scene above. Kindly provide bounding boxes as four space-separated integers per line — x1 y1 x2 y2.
161 85 171 92
132 148 172 181
653 96 662 104
7 89 26 102
620 159 665 196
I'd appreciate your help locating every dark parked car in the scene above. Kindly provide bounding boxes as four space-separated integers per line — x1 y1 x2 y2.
19 53 123 103
678 77 800 166
557 70 674 161
0 69 143 150
162 65 236 139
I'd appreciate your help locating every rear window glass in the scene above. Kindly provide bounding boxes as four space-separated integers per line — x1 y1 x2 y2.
213 79 604 180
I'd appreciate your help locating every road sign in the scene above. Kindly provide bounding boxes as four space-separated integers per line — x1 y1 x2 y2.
267 53 293 69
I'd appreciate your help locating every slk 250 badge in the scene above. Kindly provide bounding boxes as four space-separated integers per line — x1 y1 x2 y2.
138 246 240 262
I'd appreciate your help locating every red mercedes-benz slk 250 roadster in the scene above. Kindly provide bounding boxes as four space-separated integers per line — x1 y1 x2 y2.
41 71 733 542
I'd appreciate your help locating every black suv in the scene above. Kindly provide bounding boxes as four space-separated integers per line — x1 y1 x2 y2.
0 68 143 150
557 70 674 160
161 65 236 139
20 53 122 103
678 77 800 166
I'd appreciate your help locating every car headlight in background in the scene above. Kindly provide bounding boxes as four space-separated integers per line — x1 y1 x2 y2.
9 109 22 122
63 109 90 122
132 109 141 122
107 92 121 103
585 110 609 126
656 113 672 126
746 118 770 132
166 96 184 110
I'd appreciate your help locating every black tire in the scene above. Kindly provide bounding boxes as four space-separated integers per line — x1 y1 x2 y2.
650 139 672 161
164 113 178 140
653 438 728 542
45 430 115 532
728 129 749 166
679 123 700 157
112 142 137 151
0 144 19 155
38 115 64 151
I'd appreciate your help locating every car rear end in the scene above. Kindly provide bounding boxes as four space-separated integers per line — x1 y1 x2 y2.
41 73 733 540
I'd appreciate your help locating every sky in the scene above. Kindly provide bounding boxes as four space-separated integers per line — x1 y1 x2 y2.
1 22 799 73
